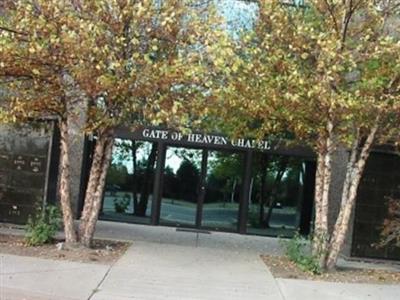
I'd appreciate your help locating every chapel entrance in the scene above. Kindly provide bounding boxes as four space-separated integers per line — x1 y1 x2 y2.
159 145 244 231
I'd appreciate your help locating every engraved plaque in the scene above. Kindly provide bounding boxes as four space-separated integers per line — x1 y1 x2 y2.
29 156 44 173
13 155 27 171
0 203 34 224
0 124 52 224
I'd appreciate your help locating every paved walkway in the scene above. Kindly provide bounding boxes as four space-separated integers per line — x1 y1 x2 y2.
276 279 400 300
93 221 284 255
0 254 109 300
91 241 282 300
1 221 400 300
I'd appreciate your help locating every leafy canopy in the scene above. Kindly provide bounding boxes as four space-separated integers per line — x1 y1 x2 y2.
0 0 233 132
217 0 400 148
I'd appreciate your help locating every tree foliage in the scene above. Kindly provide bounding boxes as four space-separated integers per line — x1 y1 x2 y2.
0 0 231 246
219 0 400 270
1 0 230 129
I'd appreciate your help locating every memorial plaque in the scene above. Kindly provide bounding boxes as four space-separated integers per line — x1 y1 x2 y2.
13 155 27 171
0 124 52 224
0 203 34 224
29 156 44 173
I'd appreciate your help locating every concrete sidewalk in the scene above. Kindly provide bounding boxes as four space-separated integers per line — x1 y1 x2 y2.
0 254 109 300
1 221 400 300
93 221 284 255
91 241 282 300
276 278 400 300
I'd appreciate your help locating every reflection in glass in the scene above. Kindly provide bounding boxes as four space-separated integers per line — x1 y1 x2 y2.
247 154 305 236
160 147 202 226
101 139 157 224
202 151 243 230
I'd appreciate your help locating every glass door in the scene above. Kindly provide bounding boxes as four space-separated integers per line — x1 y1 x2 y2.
159 146 204 227
247 153 306 237
159 146 244 232
201 150 243 231
101 139 157 224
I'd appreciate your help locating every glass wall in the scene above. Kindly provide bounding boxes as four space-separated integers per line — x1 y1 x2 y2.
247 154 306 237
202 151 243 230
160 146 203 227
98 137 313 236
101 139 157 224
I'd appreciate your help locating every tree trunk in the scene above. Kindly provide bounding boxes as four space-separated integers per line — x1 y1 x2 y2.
325 132 359 247
58 69 88 245
321 122 334 234
136 142 157 216
265 158 288 227
312 148 326 256
326 125 378 270
249 178 254 205
312 120 334 269
131 141 139 214
79 129 114 247
318 146 332 268
79 134 108 237
230 179 237 203
59 119 78 244
313 151 324 228
259 157 269 227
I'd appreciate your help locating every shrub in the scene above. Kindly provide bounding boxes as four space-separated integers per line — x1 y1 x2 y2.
281 232 321 275
113 194 130 213
25 204 61 246
379 197 400 247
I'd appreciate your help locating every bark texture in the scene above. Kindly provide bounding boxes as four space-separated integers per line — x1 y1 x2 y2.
79 132 109 237
312 139 332 262
58 70 88 244
312 120 335 269
59 119 78 244
79 129 114 247
326 125 378 270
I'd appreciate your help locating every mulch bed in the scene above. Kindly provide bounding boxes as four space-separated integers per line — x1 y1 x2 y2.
0 233 130 264
262 255 400 284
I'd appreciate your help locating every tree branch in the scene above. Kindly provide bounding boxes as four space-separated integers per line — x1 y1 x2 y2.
0 26 28 36
323 0 340 35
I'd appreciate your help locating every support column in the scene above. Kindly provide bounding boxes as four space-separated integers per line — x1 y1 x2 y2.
299 160 316 235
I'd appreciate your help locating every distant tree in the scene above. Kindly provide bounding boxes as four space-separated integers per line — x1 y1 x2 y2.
177 160 200 202
106 163 128 189
206 153 242 204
